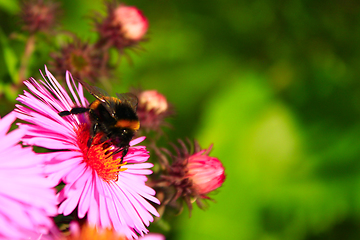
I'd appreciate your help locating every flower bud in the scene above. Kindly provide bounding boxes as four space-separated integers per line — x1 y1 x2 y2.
136 90 172 132
154 140 226 213
186 147 225 196
95 3 148 50
139 90 168 114
113 5 148 41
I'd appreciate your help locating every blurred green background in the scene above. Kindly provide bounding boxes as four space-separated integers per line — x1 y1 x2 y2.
1 0 360 239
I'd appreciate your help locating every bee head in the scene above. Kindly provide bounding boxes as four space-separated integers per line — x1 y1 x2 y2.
108 127 135 147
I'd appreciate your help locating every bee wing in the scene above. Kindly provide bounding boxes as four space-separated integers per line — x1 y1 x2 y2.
94 86 119 116
116 92 138 111
76 79 116 116
76 78 105 99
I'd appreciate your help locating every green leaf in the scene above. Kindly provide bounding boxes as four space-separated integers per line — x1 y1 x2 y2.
0 27 18 83
0 0 19 14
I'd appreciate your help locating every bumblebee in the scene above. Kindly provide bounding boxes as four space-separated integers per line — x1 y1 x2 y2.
58 79 140 162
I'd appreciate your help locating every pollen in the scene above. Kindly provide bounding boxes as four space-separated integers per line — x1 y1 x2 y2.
76 124 127 182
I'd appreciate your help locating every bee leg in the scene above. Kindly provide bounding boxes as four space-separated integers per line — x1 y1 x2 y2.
87 137 93 147
120 146 129 164
58 110 71 117
87 122 99 147
58 107 88 117
70 107 89 114
90 122 99 137
114 146 129 181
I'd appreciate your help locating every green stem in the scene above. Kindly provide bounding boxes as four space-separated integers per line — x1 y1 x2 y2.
18 34 36 84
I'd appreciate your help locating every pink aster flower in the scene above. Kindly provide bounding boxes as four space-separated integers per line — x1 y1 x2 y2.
0 112 57 239
15 66 159 239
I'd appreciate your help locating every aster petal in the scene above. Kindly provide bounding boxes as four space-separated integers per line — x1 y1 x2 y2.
0 112 16 136
97 179 113 228
121 175 159 205
77 177 93 218
43 66 75 109
101 183 123 227
130 136 146 146
116 183 152 230
58 169 91 216
119 180 159 218
66 71 83 107
44 153 82 174
87 179 100 226
107 184 139 237
125 163 154 174
0 128 25 152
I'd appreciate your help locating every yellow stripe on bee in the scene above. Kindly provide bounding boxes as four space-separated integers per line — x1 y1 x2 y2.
89 100 101 109
89 97 121 110
106 96 121 103
115 120 140 130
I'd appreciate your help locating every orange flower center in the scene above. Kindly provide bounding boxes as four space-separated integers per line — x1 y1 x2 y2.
76 124 127 182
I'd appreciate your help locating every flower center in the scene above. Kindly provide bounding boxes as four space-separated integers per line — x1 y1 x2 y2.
76 124 126 182
70 51 89 72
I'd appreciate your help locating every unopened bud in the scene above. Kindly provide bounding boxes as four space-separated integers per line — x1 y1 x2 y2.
113 6 148 41
139 90 168 114
95 3 149 50
136 90 172 132
186 146 225 196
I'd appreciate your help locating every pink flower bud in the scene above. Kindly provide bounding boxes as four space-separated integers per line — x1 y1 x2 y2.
155 140 225 213
139 90 168 114
136 90 172 133
94 4 149 50
113 6 149 41
186 150 225 196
